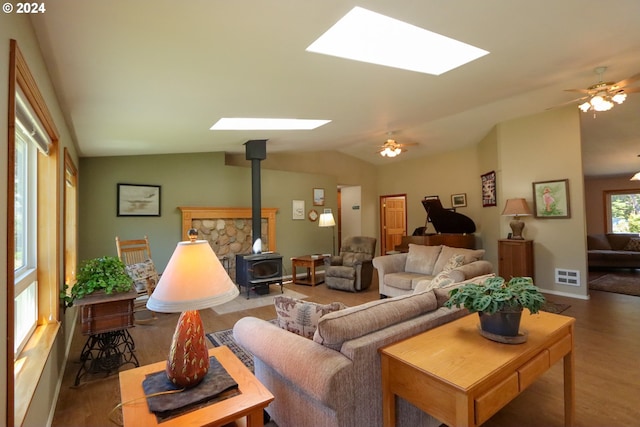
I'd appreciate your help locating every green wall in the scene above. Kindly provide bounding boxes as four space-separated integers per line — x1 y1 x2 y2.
79 152 339 274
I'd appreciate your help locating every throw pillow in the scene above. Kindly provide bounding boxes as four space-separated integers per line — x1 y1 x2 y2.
433 246 485 274
125 259 159 292
274 296 346 339
404 244 442 275
442 254 465 272
413 271 455 294
624 237 640 252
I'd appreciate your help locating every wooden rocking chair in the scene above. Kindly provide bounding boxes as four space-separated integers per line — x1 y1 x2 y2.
115 236 159 323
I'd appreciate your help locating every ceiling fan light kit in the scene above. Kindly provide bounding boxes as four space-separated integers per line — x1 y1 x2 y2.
379 139 410 158
570 66 638 113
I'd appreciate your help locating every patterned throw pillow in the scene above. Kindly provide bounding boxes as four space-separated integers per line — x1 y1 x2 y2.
125 259 159 292
274 296 346 339
413 271 455 294
624 237 640 252
442 254 466 272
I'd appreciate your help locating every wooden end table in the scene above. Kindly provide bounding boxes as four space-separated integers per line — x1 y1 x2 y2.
291 255 325 286
119 346 274 427
380 311 575 427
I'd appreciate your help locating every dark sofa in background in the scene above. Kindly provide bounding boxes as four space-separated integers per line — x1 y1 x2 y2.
587 233 640 269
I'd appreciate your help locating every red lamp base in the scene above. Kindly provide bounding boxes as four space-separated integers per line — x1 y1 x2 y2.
166 310 210 388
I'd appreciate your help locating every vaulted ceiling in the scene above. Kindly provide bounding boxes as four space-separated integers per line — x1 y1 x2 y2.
30 0 640 176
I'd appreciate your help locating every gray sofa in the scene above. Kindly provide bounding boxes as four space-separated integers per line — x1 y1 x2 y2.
372 244 494 298
587 233 640 268
233 284 481 427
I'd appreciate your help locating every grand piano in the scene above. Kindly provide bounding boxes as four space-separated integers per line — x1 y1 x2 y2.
394 196 477 252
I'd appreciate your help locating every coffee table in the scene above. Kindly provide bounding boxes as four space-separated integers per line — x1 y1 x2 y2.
291 255 325 286
380 311 575 427
119 346 274 427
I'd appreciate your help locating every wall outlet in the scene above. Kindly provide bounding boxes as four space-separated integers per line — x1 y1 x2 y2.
555 268 580 286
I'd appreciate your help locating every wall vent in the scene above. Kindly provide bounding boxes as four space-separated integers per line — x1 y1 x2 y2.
555 269 580 286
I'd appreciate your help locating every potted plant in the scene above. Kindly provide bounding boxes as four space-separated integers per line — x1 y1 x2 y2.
61 256 134 308
444 276 546 338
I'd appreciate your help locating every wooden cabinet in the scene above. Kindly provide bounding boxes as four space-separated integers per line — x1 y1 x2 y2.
498 239 534 280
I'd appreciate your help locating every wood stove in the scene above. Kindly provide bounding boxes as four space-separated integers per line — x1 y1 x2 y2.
235 253 283 298
234 139 284 298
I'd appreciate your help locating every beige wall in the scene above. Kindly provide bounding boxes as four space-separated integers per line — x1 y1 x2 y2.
584 175 640 234
497 106 588 298
1 12 80 426
376 144 485 245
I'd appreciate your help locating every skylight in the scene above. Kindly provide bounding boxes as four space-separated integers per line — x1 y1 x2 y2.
210 118 331 130
306 7 489 75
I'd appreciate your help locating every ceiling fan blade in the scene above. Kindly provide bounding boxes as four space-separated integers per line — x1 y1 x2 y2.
564 88 591 94
546 96 588 110
612 72 640 89
400 142 419 147
622 87 640 93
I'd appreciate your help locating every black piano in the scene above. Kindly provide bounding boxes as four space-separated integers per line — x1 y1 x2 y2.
395 196 476 252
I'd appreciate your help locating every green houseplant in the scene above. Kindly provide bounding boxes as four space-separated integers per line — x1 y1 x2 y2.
61 256 133 307
444 276 546 338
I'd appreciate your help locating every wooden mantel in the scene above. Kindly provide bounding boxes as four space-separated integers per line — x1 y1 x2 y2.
179 207 278 252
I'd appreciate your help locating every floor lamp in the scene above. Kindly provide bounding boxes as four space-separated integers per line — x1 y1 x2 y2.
319 212 336 255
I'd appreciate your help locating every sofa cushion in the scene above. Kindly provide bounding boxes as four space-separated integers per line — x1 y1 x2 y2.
384 272 433 291
404 244 442 275
607 233 637 250
274 296 346 339
587 234 612 250
125 259 159 292
624 237 640 251
313 291 438 350
433 246 485 274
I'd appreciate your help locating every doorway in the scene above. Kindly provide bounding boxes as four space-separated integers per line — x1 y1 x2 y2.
379 194 408 254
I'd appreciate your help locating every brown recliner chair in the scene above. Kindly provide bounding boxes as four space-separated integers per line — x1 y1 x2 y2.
323 236 377 292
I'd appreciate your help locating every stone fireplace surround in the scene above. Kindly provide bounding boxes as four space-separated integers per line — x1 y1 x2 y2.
179 207 278 281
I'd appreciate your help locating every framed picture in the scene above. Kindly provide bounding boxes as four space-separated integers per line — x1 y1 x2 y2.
117 183 161 216
532 179 571 218
481 171 497 207
292 200 305 220
451 193 467 208
313 188 325 206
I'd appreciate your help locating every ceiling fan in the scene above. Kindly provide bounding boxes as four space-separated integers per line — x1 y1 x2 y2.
564 67 640 113
377 139 418 158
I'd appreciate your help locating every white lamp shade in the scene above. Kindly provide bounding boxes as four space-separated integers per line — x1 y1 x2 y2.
146 240 239 312
318 212 336 227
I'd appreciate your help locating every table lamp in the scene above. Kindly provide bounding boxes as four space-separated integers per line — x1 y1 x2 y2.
501 198 532 240
319 212 336 255
147 229 239 388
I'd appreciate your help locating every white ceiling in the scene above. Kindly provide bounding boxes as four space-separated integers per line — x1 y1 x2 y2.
30 0 640 176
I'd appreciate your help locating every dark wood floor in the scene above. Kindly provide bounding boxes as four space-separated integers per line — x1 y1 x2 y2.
52 280 640 427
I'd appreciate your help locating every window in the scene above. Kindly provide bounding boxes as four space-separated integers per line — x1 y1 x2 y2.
13 93 40 354
605 190 640 233
8 39 60 426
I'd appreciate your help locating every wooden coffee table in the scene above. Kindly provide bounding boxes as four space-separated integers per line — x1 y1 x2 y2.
119 346 274 427
291 255 325 286
380 311 575 427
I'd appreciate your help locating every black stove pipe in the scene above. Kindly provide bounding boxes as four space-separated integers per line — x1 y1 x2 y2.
244 139 267 251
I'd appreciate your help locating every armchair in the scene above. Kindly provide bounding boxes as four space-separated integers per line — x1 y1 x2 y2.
323 236 376 292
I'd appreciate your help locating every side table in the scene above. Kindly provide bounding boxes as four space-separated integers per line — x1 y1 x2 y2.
119 346 274 427
381 311 575 427
291 255 325 286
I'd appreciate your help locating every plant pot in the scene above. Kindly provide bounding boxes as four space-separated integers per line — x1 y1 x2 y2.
478 308 523 337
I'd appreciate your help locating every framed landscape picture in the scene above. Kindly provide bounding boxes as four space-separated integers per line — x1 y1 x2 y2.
532 179 570 218
451 193 467 208
313 188 325 206
117 183 161 216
